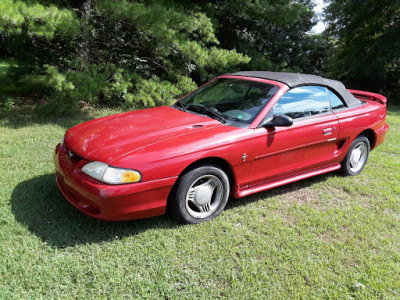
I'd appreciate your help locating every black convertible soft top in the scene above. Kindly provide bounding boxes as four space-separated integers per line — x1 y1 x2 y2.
226 71 362 108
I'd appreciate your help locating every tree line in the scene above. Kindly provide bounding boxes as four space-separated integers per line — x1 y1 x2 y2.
0 0 398 111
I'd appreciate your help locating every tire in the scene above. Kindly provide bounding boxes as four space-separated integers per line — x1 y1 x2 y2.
340 135 370 176
168 164 230 224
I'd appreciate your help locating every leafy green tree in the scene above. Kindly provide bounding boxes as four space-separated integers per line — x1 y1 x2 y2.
0 0 249 110
193 0 320 73
0 0 326 111
325 0 400 100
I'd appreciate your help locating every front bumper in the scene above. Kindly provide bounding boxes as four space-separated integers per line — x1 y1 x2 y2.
54 143 177 221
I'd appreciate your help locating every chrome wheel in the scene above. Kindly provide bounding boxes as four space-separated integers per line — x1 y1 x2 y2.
349 141 368 173
185 174 223 219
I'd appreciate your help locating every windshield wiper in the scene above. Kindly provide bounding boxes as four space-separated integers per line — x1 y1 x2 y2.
186 103 227 124
173 101 187 112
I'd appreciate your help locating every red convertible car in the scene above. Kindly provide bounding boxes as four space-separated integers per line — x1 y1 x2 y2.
54 71 388 223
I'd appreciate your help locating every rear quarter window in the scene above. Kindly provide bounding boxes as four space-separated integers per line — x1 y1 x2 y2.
328 89 347 110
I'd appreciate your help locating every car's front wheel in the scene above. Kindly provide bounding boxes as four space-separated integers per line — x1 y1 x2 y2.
168 164 230 224
341 135 370 176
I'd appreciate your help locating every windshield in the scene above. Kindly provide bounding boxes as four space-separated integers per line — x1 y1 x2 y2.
178 78 279 124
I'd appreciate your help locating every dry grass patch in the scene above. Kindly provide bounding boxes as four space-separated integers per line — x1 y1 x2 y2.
318 226 351 244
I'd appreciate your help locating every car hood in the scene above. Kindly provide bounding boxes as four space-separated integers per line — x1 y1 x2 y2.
65 106 223 163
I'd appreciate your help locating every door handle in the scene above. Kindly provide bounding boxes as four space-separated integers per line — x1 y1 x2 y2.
323 127 333 135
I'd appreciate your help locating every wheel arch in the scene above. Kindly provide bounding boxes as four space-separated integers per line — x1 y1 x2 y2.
166 157 236 205
181 157 235 189
357 129 376 149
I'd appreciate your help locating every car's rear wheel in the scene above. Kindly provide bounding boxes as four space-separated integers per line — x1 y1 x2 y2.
168 164 230 224
341 135 370 176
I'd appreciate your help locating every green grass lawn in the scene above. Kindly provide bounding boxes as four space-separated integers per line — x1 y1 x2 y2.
0 105 399 299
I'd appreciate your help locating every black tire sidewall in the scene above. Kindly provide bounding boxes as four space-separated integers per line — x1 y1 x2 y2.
170 164 230 224
341 135 370 176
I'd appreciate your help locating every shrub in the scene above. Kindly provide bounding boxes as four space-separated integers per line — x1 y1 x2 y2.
131 76 197 109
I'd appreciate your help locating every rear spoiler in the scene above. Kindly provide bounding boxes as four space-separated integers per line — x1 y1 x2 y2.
348 89 387 104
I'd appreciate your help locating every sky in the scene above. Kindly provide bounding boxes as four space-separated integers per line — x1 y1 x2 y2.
312 0 326 34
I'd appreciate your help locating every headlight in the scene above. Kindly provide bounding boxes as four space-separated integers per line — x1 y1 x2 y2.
81 161 141 184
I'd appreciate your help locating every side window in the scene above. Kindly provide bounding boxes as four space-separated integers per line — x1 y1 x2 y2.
272 86 330 119
328 89 346 110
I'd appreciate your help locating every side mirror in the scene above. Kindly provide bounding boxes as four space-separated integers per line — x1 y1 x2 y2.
261 114 293 127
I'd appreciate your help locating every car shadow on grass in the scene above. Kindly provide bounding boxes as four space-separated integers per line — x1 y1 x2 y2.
11 173 180 248
11 172 332 248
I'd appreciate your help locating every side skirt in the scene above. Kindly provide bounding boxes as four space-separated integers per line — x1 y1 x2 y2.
236 163 341 198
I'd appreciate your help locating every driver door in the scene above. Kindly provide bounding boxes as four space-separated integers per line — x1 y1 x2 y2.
248 86 339 186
